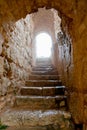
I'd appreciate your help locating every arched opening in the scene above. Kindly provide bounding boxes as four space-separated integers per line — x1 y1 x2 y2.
35 32 52 58
0 0 86 126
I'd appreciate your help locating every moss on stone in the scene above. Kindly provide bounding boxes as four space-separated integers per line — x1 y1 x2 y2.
0 125 8 129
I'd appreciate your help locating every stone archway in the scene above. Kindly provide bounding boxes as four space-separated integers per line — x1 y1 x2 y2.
35 32 52 58
0 0 87 126
0 0 74 25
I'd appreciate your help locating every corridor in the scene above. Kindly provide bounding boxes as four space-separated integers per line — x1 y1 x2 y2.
0 0 87 130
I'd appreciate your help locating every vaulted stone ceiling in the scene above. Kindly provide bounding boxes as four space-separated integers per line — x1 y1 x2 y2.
0 0 86 24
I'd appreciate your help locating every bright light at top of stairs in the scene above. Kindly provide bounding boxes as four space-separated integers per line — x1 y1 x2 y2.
36 33 52 58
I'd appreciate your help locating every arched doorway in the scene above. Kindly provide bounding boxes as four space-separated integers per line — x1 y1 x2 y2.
35 32 52 58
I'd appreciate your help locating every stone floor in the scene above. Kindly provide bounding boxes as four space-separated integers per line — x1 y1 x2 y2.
7 126 47 130
7 124 74 130
1 109 71 126
3 110 75 130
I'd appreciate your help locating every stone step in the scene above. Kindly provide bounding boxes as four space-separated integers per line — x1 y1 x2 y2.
25 80 62 87
34 63 53 67
36 59 52 64
36 60 52 64
20 86 66 96
6 123 75 130
33 65 53 68
15 95 67 109
36 59 51 63
29 75 59 80
32 67 54 71
1 109 73 128
35 61 52 65
31 70 58 75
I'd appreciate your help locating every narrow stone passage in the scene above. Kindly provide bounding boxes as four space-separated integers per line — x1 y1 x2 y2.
1 59 74 130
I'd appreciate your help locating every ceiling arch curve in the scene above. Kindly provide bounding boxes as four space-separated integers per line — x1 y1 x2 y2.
0 0 75 25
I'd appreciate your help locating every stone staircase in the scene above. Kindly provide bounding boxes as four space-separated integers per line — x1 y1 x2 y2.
0 60 74 130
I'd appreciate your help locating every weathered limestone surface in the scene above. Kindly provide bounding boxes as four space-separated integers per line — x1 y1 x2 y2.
0 15 33 110
1 109 74 129
0 60 72 129
6 15 33 80
0 0 86 126
7 125 74 130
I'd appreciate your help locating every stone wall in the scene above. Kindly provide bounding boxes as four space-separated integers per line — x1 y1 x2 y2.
53 11 73 88
71 4 87 125
0 14 33 109
0 0 87 126
55 30 73 87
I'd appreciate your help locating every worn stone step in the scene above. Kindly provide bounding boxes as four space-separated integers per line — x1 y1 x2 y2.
33 65 53 68
35 64 53 67
36 61 51 63
36 61 52 64
6 123 75 130
35 61 52 65
7 123 74 130
36 59 51 63
31 70 58 75
20 86 66 96
32 65 54 69
32 67 54 71
7 126 48 130
1 109 73 128
25 80 62 86
15 95 67 109
31 69 57 72
29 75 59 80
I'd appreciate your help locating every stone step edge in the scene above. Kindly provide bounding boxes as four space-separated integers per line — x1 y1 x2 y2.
32 68 54 70
26 80 61 82
29 75 61 79
16 95 67 99
32 66 54 69
29 74 59 76
1 109 71 119
20 86 65 89
32 67 55 69
31 70 58 72
5 109 71 115
29 74 60 78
